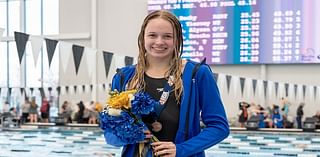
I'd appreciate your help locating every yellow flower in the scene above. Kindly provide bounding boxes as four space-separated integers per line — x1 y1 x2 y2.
107 90 137 110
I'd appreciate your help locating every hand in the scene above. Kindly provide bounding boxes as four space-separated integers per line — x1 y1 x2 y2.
151 141 176 157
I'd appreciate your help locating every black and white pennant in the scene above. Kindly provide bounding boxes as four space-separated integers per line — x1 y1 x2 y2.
72 44 84 75
14 32 30 64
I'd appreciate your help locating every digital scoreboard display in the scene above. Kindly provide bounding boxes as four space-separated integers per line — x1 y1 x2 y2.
148 0 320 64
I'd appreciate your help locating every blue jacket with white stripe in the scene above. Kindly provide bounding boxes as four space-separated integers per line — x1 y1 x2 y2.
110 60 229 157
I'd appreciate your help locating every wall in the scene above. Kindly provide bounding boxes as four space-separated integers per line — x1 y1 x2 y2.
59 0 320 121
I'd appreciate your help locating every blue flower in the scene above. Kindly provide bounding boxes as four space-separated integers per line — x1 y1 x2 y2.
99 91 157 147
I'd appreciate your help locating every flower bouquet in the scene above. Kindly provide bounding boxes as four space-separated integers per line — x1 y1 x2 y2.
99 89 159 147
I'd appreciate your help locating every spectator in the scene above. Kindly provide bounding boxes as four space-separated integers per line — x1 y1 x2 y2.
88 101 98 124
272 105 283 128
238 102 249 128
61 101 73 123
40 97 50 123
76 101 86 123
21 98 31 124
29 98 38 123
257 106 267 128
313 111 320 122
296 102 305 129
9 107 20 124
280 97 290 118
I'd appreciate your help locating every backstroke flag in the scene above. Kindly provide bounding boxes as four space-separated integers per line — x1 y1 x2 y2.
103 51 113 79
72 44 84 75
45 38 58 67
14 32 30 64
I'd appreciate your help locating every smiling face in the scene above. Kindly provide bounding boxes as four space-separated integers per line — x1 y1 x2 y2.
144 18 174 62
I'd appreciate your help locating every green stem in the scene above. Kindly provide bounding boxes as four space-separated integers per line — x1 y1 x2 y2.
151 135 159 142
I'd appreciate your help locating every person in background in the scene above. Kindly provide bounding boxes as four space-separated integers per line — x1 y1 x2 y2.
29 98 38 123
110 10 229 157
272 105 283 128
280 97 290 118
313 111 320 122
40 97 50 123
76 101 86 123
88 101 98 124
61 101 73 123
9 107 20 125
21 98 31 124
238 101 249 128
296 102 305 129
257 105 267 128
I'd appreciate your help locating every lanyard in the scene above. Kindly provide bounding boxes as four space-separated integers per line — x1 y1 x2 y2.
154 75 174 117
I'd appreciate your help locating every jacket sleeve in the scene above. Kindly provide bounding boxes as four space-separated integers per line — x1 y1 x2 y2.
176 65 229 157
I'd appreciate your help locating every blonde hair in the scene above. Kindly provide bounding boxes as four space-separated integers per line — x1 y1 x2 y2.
128 10 184 102
31 99 37 108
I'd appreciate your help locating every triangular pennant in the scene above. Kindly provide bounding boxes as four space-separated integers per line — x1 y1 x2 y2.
66 86 69 94
14 32 30 64
90 84 93 92
8 88 12 97
252 79 257 96
263 80 268 98
72 44 84 75
294 84 298 99
30 36 43 66
30 87 34 96
302 85 306 99
108 83 112 91
103 51 114 79
39 87 45 97
314 86 317 100
59 41 73 75
20 88 24 96
48 87 52 93
213 73 218 82
275 82 279 97
102 83 106 91
82 85 85 93
124 56 134 66
285 83 289 97
45 38 58 67
74 85 77 94
56 86 61 95
226 75 232 93
239 77 245 97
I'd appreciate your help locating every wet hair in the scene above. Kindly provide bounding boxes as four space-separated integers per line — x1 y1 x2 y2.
128 10 184 102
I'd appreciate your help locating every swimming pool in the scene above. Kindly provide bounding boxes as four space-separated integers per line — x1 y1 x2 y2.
0 128 319 157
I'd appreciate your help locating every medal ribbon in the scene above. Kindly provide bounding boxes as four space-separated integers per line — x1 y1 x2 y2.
154 76 174 117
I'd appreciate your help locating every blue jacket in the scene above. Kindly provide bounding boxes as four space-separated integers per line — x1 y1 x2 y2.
111 60 229 157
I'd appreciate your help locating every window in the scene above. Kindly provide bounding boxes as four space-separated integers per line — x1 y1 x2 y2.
0 0 59 108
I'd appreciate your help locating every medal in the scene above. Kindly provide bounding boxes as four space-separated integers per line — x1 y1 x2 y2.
151 121 162 132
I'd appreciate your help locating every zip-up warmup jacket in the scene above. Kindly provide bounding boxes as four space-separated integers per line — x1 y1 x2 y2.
111 60 230 157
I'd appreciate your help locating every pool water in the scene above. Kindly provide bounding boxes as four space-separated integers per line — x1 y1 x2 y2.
0 128 319 157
